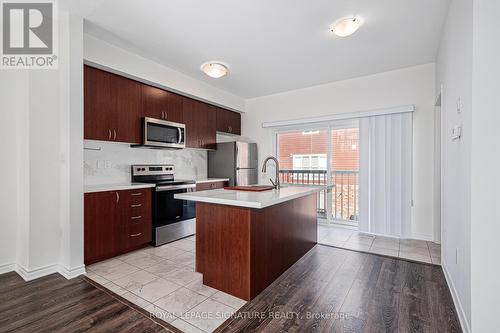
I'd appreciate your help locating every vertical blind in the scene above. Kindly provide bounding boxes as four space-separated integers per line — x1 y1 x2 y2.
358 112 413 237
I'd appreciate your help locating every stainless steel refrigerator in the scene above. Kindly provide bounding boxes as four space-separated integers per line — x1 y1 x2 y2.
208 142 258 186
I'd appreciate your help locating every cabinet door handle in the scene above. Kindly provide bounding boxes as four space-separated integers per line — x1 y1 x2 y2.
164 112 168 120
131 204 142 208
131 215 142 220
131 192 143 196
130 233 142 237
115 192 120 203
113 129 117 140
108 129 112 140
228 126 232 132
161 111 165 119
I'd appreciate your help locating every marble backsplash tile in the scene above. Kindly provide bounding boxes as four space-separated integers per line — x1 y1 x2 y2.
84 141 207 185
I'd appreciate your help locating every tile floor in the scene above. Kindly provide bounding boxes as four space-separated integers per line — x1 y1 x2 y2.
318 224 441 265
86 236 247 333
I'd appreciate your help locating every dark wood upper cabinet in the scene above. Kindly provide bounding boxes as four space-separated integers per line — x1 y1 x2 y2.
216 107 241 135
84 66 113 142
113 74 142 144
84 65 141 144
84 65 236 149
182 97 217 150
141 85 183 123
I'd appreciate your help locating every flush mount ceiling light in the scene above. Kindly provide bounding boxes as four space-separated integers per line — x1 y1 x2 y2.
330 17 363 37
200 62 229 78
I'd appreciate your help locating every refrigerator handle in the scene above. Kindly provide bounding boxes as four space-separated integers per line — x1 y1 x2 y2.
235 143 238 165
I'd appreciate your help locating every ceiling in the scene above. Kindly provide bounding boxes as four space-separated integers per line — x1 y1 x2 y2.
73 0 450 98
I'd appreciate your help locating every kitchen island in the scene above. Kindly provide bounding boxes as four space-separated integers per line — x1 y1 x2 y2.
175 186 326 301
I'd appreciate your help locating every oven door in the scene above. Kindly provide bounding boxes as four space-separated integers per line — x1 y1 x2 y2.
154 184 195 227
143 117 185 149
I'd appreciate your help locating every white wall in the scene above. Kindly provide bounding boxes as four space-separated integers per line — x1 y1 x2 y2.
0 12 86 280
244 64 436 241
470 0 500 331
435 0 472 331
0 72 27 273
83 33 245 112
59 12 85 276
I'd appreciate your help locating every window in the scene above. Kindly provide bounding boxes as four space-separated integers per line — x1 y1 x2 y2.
292 154 327 170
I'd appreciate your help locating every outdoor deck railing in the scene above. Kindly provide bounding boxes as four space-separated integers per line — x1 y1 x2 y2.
279 169 359 222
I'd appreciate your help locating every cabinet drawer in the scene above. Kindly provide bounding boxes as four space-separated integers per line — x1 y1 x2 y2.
127 221 152 248
126 212 151 227
123 188 151 200
120 188 152 208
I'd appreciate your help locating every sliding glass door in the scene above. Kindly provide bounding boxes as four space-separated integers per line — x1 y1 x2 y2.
277 129 329 218
330 127 359 226
276 122 359 226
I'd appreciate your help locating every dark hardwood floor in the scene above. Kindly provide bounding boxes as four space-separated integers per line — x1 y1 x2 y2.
216 245 462 333
0 272 180 333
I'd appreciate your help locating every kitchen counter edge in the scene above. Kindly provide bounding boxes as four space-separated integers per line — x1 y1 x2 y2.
174 185 332 209
84 183 156 193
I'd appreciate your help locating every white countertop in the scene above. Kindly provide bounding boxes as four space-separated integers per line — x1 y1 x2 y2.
195 178 229 184
84 183 155 193
174 185 330 209
84 178 229 193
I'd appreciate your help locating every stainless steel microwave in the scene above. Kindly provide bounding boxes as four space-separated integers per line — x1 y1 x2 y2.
142 117 185 149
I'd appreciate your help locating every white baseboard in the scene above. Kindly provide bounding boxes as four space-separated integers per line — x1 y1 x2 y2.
0 262 16 275
15 263 86 281
442 259 470 333
16 263 59 281
58 265 86 279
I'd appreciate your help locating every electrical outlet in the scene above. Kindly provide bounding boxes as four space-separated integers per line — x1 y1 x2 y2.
96 160 105 169
451 125 462 141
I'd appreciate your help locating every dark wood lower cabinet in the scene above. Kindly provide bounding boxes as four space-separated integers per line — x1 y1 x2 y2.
84 188 152 265
84 191 120 263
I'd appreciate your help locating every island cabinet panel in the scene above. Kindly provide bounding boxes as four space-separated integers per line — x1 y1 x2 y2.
195 193 317 301
182 97 217 150
196 204 252 299
141 85 183 123
216 107 241 135
84 188 152 265
84 65 142 144
250 193 317 297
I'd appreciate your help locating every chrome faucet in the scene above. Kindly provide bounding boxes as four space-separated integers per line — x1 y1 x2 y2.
261 156 281 189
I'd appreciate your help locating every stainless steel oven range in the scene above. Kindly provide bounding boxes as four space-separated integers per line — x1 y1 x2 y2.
132 164 195 246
